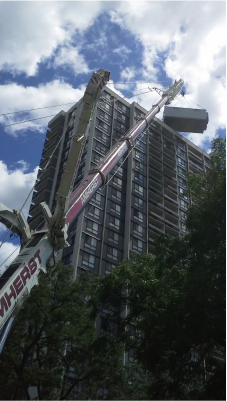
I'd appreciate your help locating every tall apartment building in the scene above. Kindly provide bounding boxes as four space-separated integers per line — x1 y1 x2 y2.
28 87 210 278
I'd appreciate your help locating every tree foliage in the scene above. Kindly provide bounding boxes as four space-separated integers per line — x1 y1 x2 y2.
0 263 126 400
0 138 225 400
88 138 226 400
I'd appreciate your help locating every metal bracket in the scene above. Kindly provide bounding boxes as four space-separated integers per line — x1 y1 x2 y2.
92 169 106 185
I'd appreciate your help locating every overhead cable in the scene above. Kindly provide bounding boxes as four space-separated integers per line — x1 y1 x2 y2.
0 102 76 117
0 114 57 129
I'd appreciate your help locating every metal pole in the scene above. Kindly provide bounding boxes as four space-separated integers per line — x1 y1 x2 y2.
0 317 14 355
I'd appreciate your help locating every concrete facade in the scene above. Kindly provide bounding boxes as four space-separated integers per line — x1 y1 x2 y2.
28 87 210 278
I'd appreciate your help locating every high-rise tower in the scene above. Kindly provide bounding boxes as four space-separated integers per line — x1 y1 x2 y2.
28 87 210 278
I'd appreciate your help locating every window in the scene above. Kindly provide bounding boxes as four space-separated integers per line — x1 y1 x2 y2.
177 166 186 177
178 176 187 187
177 157 186 167
136 140 145 151
177 140 185 150
93 152 103 164
181 222 186 233
107 246 118 260
100 111 109 122
103 92 111 101
134 196 144 208
109 216 120 229
134 209 143 222
135 149 144 161
77 166 85 179
96 142 108 155
91 192 101 205
88 207 100 220
113 176 122 188
110 202 121 215
108 231 119 245
135 160 145 172
134 172 144 184
177 147 185 157
179 187 188 200
82 252 95 268
134 183 144 196
87 220 99 235
114 166 123 176
84 235 97 251
180 210 187 221
133 223 143 236
104 103 110 111
132 238 143 252
180 199 188 210
117 102 127 113
63 252 73 266
116 121 125 132
97 130 108 143
112 188 121 201
106 262 116 274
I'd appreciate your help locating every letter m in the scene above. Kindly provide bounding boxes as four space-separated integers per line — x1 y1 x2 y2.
0 296 8 318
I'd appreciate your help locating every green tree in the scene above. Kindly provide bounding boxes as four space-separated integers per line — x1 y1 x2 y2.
0 262 125 400
88 138 226 400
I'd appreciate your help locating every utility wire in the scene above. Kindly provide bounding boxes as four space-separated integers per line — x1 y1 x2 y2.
0 102 76 117
107 80 170 85
0 84 166 120
0 90 155 129
0 90 158 261
0 117 151 272
0 114 57 129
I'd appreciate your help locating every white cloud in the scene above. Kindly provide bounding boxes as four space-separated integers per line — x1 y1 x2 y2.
113 45 131 57
0 2 103 76
53 45 90 75
0 160 38 217
109 1 226 149
0 80 85 135
0 242 20 276
120 67 136 81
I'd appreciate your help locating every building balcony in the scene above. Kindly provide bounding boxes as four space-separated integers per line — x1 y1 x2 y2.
148 223 165 235
149 188 163 204
149 166 163 181
32 188 51 206
165 223 179 237
149 177 163 191
34 176 53 194
164 186 178 200
163 164 176 179
188 159 204 173
164 198 178 213
148 201 164 216
149 214 165 230
164 210 178 225
40 153 58 170
149 156 163 173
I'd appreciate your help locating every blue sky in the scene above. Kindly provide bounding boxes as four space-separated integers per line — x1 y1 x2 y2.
0 1 226 269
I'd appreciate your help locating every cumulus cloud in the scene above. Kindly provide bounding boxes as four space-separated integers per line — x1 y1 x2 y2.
0 2 103 76
53 45 90 75
120 67 136 81
0 160 38 217
0 80 85 135
0 242 20 275
0 159 36 273
109 1 226 148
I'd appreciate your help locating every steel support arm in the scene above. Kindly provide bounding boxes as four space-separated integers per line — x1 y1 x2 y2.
66 79 184 227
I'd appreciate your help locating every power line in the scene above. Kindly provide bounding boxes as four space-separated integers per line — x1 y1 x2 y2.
0 102 75 117
0 114 57 129
107 80 170 85
0 89 158 130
